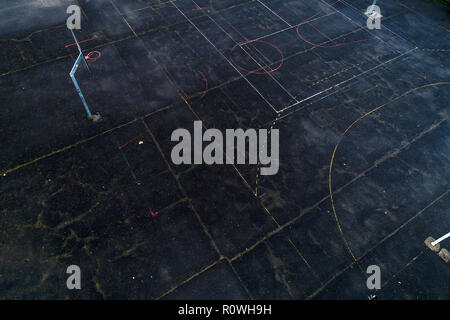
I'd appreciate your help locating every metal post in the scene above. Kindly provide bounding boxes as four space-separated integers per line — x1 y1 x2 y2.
70 29 90 73
369 0 377 15
431 232 450 247
70 53 93 119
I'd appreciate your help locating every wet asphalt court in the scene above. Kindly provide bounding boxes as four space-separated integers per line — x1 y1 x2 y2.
0 0 449 299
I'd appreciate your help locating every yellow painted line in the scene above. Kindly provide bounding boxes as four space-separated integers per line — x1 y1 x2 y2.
363 84 379 93
75 0 89 20
255 112 282 197
109 0 138 37
1 119 138 177
328 82 450 262
123 17 138 37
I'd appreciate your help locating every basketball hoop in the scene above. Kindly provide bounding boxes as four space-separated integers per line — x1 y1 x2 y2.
68 29 102 122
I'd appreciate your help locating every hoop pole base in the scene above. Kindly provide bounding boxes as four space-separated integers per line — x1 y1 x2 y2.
70 53 96 120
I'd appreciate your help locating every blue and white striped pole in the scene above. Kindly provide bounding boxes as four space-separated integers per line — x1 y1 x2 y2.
70 29 90 73
69 29 101 121
369 0 377 15
70 53 94 120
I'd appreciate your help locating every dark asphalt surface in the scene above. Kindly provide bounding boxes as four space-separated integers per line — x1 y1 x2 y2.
0 0 449 299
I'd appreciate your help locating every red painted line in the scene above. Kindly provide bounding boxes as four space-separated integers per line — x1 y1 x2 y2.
197 70 208 100
150 209 160 217
297 23 373 48
164 68 184 97
307 21 335 44
230 40 284 75
243 42 272 69
296 0 374 48
65 38 95 48
164 67 208 102
119 135 141 149
85 51 102 62
164 67 175 82
178 88 189 99
303 0 342 24
164 67 187 97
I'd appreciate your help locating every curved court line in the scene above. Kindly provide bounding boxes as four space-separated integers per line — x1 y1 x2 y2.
302 0 342 25
181 69 209 103
296 0 373 49
329 82 450 262
163 67 208 103
197 70 209 100
230 40 284 75
85 51 101 62
296 23 373 49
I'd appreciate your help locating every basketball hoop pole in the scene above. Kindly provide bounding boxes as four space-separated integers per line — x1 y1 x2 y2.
431 232 450 247
70 53 93 119
68 29 101 121
368 0 377 15
70 29 90 73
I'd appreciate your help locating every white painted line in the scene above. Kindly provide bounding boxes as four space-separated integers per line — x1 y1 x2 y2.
278 47 418 112
257 0 292 27
338 0 412 47
247 11 338 43
169 0 279 113
190 1 298 102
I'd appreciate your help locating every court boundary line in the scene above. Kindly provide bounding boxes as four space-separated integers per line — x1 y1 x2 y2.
191 0 419 114
190 0 299 103
0 15 418 178
318 0 406 52
256 0 292 27
279 47 418 112
328 81 450 263
247 11 338 43
2 0 446 300
169 0 279 113
339 0 419 46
